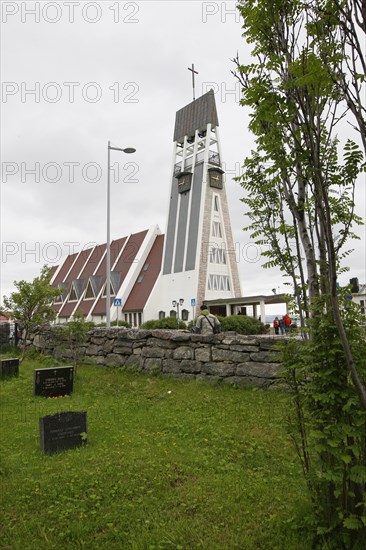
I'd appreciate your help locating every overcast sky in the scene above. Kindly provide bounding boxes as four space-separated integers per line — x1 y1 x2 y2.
1 0 365 306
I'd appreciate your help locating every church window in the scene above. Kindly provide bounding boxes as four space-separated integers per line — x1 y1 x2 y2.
159 311 166 320
212 221 222 238
69 286 77 301
85 281 95 299
102 283 115 297
137 275 144 283
213 196 219 212
209 246 227 264
208 274 231 291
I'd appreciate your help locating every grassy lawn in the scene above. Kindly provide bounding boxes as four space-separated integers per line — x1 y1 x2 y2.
0 354 313 549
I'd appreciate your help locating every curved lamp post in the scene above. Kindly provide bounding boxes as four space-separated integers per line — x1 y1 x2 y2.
106 141 136 329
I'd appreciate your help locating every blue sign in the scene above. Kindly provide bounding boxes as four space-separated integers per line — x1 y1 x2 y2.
191 298 196 307
344 294 353 301
113 298 122 306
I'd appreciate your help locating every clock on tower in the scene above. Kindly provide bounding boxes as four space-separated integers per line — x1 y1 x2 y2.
208 167 224 189
176 171 192 193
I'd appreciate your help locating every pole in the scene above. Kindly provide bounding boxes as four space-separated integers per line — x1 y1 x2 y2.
106 141 111 329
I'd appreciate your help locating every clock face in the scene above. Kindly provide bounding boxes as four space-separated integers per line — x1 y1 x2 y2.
209 170 223 189
177 172 192 193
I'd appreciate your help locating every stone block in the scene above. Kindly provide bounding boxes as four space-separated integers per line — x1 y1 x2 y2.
173 346 193 360
195 347 211 362
171 333 191 342
90 337 106 345
202 362 235 377
113 345 133 355
104 354 126 367
103 340 115 354
146 337 176 349
236 362 281 378
127 330 152 340
85 344 102 356
162 359 181 374
259 338 280 350
212 348 248 363
180 360 202 374
222 335 258 347
124 355 144 370
143 358 162 372
230 345 259 353
142 347 165 358
250 351 281 363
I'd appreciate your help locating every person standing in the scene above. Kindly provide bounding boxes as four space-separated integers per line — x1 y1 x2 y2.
283 313 292 334
195 305 221 335
273 317 279 335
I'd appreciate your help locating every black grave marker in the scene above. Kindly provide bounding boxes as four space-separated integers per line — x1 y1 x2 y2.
39 411 88 454
0 358 19 379
33 366 74 397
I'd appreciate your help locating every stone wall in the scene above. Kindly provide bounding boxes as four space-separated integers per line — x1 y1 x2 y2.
30 327 284 389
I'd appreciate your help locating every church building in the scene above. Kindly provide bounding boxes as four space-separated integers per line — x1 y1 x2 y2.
51 90 242 326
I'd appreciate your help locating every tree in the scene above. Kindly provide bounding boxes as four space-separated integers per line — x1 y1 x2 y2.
65 311 94 369
3 266 61 361
308 0 366 153
234 0 366 544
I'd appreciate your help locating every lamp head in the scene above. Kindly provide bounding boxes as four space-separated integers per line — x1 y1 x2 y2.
172 300 177 307
179 298 184 306
123 148 136 154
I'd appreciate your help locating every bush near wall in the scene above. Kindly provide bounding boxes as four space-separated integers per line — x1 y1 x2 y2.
218 316 267 335
140 317 186 330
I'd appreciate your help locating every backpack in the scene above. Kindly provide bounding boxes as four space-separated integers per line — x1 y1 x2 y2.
204 315 221 334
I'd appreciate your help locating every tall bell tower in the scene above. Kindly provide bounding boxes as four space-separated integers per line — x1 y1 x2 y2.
145 89 241 320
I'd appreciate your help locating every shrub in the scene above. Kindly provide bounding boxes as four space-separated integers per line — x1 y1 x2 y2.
218 315 267 335
140 317 186 330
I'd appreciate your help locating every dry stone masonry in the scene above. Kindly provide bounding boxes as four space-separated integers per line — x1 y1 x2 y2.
30 327 283 389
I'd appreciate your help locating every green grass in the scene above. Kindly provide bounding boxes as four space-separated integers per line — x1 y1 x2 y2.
1 354 313 549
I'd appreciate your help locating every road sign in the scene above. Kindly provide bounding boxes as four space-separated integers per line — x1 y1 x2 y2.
191 298 196 307
344 294 353 301
113 298 122 306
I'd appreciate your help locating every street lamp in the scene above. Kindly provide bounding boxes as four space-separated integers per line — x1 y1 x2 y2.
106 141 136 329
172 298 184 327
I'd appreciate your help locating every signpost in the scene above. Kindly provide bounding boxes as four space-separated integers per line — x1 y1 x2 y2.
113 298 122 327
191 298 196 321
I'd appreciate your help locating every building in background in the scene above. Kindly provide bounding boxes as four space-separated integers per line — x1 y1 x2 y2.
51 91 241 326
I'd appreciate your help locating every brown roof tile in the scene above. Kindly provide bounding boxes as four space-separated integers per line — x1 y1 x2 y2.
123 234 164 311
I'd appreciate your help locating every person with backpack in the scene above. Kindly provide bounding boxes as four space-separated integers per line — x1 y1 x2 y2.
194 305 221 335
273 317 280 335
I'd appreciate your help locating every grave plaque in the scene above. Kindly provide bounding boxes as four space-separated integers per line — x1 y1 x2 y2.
0 358 19 379
33 366 74 397
40 411 88 454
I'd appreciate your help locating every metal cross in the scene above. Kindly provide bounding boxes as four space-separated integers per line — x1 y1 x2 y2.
188 64 198 101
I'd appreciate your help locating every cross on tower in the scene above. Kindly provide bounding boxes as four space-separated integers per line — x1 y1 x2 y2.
188 64 198 101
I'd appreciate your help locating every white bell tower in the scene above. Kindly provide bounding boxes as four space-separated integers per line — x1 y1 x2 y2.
146 89 241 321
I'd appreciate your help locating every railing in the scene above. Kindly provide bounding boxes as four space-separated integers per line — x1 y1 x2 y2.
174 150 221 176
